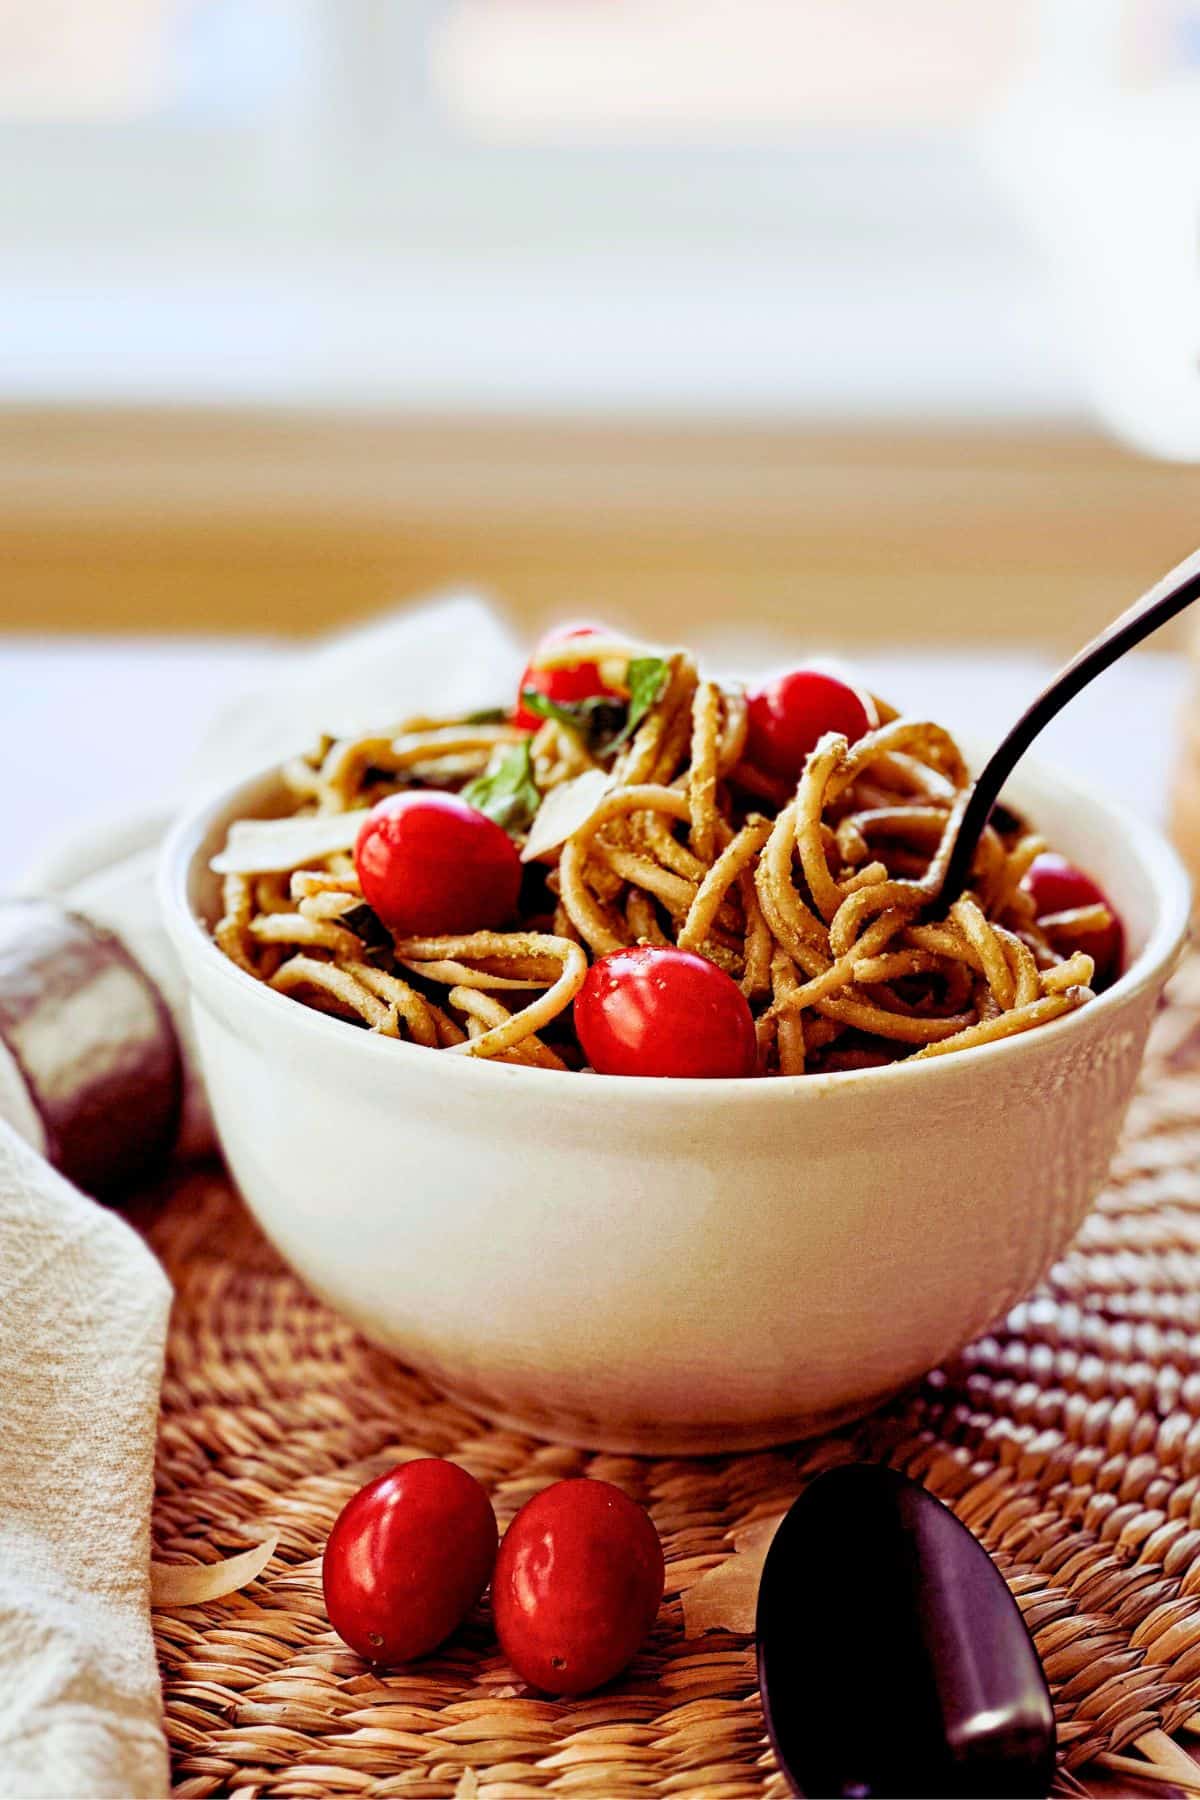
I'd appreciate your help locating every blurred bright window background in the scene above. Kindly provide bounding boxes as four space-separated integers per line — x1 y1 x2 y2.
0 1 1198 446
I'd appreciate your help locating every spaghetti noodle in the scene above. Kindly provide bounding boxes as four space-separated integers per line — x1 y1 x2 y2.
211 634 1112 1074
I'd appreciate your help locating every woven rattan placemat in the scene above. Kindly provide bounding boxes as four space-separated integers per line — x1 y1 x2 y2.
148 955 1200 1799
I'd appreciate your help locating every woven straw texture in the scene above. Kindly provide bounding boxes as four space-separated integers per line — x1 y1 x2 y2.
149 955 1200 1799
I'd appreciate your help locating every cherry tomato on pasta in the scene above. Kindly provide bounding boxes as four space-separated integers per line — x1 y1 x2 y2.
1023 852 1124 987
322 1458 498 1665
745 669 871 782
354 792 521 936
514 622 617 731
492 1478 664 1695
574 945 757 1078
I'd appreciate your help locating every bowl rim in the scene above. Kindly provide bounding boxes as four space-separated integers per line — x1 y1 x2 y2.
159 745 1192 1109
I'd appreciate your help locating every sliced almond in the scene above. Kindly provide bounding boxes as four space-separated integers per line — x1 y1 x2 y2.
681 1510 786 1638
521 769 615 863
210 814 369 876
150 1531 278 1607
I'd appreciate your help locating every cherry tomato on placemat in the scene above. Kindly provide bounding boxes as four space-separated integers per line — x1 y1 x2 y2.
355 792 521 936
514 622 617 731
323 1458 498 1665
493 1478 665 1695
1023 851 1125 987
746 668 871 782
575 944 758 1078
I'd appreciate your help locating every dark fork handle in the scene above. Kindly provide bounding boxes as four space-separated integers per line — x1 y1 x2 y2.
937 543 1200 909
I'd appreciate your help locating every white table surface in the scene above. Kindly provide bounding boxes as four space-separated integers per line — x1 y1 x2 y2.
0 637 1189 891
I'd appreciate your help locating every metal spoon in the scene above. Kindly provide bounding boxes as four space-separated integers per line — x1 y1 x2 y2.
756 1464 1056 1798
935 543 1200 910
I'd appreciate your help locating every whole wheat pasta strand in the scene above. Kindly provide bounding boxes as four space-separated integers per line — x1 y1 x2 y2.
290 868 362 901
427 1001 468 1047
688 679 722 861
715 685 749 775
995 925 1041 1009
815 993 975 1044
215 874 258 976
394 930 573 964
625 887 669 945
650 688 700 787
950 897 1016 1011
679 819 772 954
850 949 945 985
298 890 361 923
270 955 398 1034
396 957 556 990
254 873 293 915
829 720 968 801
249 913 365 960
840 860 890 895
835 815 871 865
826 791 969 958
212 640 1107 1074
905 920 992 980
591 846 695 920
839 805 952 848
559 838 630 954
319 724 525 808
344 962 440 1048
989 832 1047 913
795 734 853 922
431 937 588 1060
447 988 567 1071
765 912 907 1021
640 809 708 883
1041 903 1113 939
770 950 806 1076
740 868 774 999
911 989 1088 1060
754 801 831 967
1041 951 1096 993
617 655 698 786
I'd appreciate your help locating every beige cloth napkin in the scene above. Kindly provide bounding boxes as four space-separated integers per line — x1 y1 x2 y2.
0 594 522 1799
0 1125 171 1799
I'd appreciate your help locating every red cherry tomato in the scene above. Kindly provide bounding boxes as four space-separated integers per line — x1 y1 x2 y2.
514 622 616 731
492 1478 664 1695
745 669 871 782
1023 851 1124 986
355 792 521 936
322 1458 498 1665
574 945 757 1078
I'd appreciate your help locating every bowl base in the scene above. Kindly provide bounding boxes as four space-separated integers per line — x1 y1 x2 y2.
421 1371 916 1457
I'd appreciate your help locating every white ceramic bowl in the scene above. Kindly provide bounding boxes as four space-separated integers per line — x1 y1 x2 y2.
160 753 1190 1455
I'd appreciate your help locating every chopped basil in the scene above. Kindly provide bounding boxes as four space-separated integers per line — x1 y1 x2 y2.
519 654 669 758
622 656 670 740
519 689 626 747
340 902 396 969
462 740 542 835
464 705 509 725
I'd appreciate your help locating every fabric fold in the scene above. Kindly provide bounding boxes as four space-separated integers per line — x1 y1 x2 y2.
0 1121 171 1798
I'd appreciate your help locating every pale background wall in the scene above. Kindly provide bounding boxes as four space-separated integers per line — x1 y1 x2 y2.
2 0 1199 648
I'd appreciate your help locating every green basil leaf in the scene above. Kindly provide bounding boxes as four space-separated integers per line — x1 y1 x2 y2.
462 740 542 835
518 689 592 732
519 689 622 747
464 705 509 725
519 656 668 758
615 656 669 746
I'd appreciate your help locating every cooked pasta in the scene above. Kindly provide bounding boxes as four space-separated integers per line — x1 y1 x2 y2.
210 633 1115 1075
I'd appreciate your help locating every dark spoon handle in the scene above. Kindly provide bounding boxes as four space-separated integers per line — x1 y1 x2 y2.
938 543 1200 909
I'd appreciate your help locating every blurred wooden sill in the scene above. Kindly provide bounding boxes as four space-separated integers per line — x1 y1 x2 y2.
1 408 1197 651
